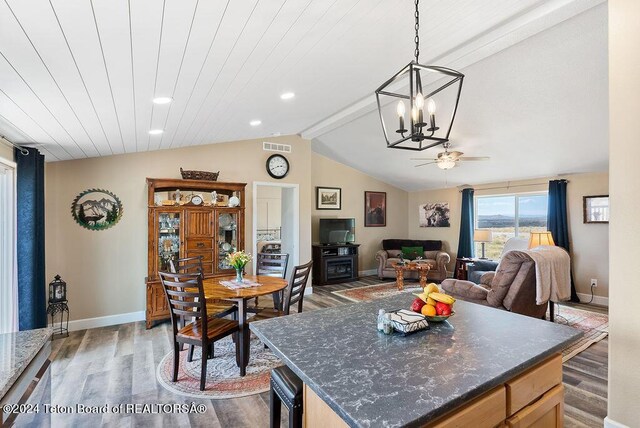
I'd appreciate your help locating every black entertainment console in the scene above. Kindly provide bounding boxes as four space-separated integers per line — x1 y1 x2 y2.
312 244 359 286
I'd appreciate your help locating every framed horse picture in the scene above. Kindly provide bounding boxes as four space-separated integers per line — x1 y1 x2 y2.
419 202 450 227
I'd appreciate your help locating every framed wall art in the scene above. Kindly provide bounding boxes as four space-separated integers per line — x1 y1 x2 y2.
71 189 123 230
365 191 386 227
316 187 341 210
583 195 609 223
419 202 450 227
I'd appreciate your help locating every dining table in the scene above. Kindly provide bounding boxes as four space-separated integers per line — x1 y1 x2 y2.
202 275 288 376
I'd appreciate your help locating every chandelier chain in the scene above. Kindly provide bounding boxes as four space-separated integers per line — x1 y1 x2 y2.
414 0 420 62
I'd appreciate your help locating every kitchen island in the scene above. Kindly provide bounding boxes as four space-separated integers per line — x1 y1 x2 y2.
250 293 582 427
0 328 52 426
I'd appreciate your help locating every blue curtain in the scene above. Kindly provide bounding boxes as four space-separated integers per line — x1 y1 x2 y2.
547 179 579 302
457 188 475 259
15 148 47 330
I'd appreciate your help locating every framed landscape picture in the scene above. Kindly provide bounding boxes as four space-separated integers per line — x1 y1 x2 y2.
365 191 386 227
419 202 450 227
583 195 609 223
316 187 341 210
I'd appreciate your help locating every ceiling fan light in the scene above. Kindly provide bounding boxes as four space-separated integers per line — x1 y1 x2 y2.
438 159 456 170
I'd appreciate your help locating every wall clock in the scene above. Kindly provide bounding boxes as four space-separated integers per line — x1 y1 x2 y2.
266 154 290 179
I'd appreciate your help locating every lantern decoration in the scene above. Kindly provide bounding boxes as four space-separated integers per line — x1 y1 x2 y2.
47 275 69 338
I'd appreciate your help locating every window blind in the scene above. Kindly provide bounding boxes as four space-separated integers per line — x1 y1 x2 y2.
0 158 18 333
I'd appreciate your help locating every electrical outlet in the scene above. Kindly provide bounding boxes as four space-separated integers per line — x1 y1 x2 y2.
590 278 598 288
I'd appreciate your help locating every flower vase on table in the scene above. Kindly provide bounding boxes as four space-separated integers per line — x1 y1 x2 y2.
226 251 252 283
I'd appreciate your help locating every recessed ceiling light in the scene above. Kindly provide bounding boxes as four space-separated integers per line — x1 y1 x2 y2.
250 120 262 126
280 92 295 100
152 96 173 104
149 129 164 135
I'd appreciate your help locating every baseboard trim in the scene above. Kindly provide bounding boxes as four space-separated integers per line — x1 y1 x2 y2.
576 292 609 307
65 311 146 332
604 416 629 428
359 269 377 276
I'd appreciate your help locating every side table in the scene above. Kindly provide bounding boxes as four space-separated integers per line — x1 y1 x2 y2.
391 262 432 290
454 258 475 280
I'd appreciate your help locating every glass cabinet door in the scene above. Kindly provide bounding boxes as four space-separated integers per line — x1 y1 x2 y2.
157 211 181 273
217 211 239 271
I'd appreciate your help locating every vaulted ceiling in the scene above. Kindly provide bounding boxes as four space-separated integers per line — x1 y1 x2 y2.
0 0 608 190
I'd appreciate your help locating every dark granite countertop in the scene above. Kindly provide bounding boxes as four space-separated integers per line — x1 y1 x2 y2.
250 294 582 428
0 328 52 400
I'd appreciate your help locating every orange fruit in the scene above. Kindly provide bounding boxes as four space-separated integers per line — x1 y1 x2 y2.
421 304 436 317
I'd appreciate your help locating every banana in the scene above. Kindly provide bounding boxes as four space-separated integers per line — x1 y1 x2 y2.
427 292 455 305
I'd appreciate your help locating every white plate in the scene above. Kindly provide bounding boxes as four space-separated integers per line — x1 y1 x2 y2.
219 214 232 228
221 242 232 252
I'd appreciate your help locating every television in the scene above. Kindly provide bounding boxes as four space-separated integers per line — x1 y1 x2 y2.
319 218 356 244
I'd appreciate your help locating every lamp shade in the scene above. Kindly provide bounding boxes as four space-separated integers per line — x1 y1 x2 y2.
473 229 493 243
528 231 555 249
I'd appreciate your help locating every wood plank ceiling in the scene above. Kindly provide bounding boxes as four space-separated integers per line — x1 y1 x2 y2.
0 0 573 161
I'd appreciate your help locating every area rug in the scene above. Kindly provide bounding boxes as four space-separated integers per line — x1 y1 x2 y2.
333 282 608 362
156 334 282 399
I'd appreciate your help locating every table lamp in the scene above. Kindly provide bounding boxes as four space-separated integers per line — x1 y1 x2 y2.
473 229 493 259
528 231 555 249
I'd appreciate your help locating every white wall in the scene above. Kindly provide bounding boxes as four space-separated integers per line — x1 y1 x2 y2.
607 0 640 425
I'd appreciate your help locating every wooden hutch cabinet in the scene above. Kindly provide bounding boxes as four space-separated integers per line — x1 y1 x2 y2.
145 178 246 328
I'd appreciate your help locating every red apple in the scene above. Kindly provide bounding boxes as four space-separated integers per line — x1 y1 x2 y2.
410 298 426 313
435 302 451 316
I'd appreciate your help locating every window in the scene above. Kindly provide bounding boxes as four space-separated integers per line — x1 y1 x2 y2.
475 193 548 260
0 157 17 333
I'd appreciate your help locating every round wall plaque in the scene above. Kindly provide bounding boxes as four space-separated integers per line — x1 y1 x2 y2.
71 189 123 231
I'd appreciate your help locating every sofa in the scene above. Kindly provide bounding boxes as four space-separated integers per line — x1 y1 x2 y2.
467 237 529 283
375 239 450 282
441 250 547 319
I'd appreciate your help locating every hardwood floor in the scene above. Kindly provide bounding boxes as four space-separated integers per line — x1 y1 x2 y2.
44 277 607 427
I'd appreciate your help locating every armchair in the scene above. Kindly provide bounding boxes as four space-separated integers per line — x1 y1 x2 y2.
467 237 529 283
441 250 547 318
375 239 450 282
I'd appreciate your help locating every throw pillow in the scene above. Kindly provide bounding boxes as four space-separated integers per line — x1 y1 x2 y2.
401 246 423 260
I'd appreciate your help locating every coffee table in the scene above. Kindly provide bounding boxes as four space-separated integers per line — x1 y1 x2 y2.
391 261 433 290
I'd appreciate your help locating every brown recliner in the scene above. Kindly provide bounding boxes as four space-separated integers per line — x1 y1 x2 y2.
441 250 547 319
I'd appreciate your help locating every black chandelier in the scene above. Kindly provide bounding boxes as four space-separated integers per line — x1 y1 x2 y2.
375 0 464 151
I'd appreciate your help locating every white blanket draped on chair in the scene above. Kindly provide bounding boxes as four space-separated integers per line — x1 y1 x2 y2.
525 246 571 305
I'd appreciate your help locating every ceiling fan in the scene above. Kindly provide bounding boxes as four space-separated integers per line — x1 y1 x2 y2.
411 143 489 170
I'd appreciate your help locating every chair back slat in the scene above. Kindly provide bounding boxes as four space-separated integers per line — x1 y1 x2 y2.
256 253 289 279
282 260 313 315
170 256 204 275
159 271 208 337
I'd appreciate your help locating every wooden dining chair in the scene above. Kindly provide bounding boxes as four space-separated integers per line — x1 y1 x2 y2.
170 256 237 319
253 253 289 308
159 271 239 391
252 260 313 321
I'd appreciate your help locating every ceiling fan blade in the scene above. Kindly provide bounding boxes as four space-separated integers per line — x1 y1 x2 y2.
414 161 437 167
459 156 490 161
410 158 437 160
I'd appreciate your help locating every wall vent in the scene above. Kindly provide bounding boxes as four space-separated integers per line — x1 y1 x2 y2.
263 142 291 153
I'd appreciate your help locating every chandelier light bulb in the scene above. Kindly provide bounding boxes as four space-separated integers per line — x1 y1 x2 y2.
415 92 425 109
427 99 436 115
411 105 418 122
396 101 405 117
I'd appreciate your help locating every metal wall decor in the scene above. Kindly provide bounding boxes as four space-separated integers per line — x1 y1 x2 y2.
375 0 464 151
71 189 123 230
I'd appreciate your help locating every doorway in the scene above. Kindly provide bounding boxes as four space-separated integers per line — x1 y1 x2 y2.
252 182 300 280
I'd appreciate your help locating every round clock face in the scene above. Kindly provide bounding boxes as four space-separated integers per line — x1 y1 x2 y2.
266 154 290 179
191 195 203 205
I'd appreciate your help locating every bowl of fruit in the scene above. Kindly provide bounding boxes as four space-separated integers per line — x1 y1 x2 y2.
410 283 455 322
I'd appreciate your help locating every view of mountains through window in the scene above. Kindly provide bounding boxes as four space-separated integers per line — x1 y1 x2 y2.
475 193 548 259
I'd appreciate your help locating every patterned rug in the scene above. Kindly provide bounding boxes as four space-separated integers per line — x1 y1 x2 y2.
333 282 608 361
156 334 282 399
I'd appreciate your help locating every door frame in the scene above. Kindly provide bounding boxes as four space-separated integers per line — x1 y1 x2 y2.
252 181 300 275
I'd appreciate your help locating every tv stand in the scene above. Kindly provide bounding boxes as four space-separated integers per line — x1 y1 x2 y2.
312 244 359 285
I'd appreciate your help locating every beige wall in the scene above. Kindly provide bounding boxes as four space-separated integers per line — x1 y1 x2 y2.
0 138 14 162
607 0 640 425
408 172 609 300
45 135 312 321
311 153 409 272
